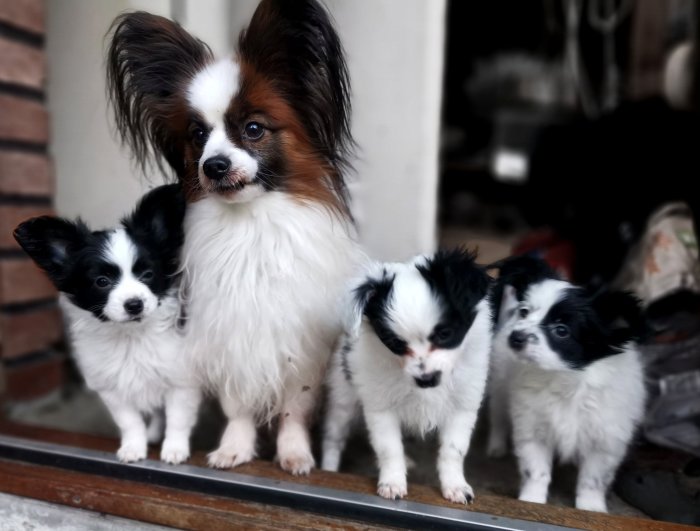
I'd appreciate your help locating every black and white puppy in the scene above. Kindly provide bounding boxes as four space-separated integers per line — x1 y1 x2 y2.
14 184 201 464
322 249 492 504
487 255 646 512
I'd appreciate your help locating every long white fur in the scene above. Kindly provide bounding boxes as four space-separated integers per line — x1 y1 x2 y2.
322 259 492 503
182 192 361 474
488 281 646 512
61 230 200 464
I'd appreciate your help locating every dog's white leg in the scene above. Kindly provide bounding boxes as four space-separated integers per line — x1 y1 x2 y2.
277 384 318 476
101 392 147 463
208 393 257 469
575 450 621 512
438 409 478 504
515 439 554 505
365 410 407 500
161 387 201 464
321 364 358 472
146 410 164 444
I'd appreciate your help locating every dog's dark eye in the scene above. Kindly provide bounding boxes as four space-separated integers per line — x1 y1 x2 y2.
519 307 529 319
243 121 264 141
140 270 154 282
95 276 111 289
433 326 454 345
190 126 207 148
552 324 570 338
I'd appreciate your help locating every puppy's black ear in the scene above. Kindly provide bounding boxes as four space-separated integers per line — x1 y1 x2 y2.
590 290 646 349
13 216 89 288
122 184 186 272
239 0 353 203
418 248 490 322
353 269 395 318
107 12 213 177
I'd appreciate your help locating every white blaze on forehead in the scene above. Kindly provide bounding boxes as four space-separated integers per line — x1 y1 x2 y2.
387 264 442 340
523 279 571 318
187 59 240 123
102 229 158 322
104 228 137 271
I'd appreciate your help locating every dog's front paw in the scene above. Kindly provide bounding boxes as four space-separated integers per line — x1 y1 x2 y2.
442 481 475 505
576 491 608 513
207 445 256 469
160 438 190 465
117 442 147 463
377 481 407 500
277 447 315 476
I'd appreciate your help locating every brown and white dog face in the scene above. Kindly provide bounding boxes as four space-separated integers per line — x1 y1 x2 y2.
107 0 353 214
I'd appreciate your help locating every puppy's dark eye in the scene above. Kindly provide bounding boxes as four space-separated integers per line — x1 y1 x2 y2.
519 307 529 319
139 270 154 282
190 126 207 148
434 326 454 344
243 121 264 141
95 276 111 289
552 324 570 338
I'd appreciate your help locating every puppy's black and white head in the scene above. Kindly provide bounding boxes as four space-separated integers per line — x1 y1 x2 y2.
492 256 644 371
354 249 491 388
14 184 185 323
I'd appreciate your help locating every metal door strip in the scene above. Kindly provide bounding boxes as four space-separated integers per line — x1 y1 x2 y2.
0 434 578 531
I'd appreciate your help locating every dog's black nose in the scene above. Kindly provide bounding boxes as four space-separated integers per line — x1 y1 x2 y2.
124 298 144 316
203 156 230 180
414 370 442 388
508 330 527 350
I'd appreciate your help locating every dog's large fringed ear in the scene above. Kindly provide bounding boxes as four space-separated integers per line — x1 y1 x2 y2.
589 289 647 350
106 12 213 178
13 216 90 289
121 184 186 274
418 248 491 322
238 0 353 201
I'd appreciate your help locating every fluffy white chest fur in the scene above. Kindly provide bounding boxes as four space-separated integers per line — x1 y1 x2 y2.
348 305 491 435
509 349 645 464
182 193 361 417
61 292 192 412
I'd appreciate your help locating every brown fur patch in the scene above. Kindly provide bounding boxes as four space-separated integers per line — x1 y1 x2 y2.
235 60 348 217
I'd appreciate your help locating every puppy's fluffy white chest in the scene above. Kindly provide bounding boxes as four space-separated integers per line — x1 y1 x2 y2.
509 349 646 462
182 193 360 416
62 293 188 413
349 306 492 435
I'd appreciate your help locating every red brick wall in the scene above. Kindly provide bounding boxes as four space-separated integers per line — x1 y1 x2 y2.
0 0 65 402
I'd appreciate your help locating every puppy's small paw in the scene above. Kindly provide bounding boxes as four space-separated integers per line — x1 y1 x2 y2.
160 439 190 465
377 481 407 500
278 448 315 476
518 490 547 505
117 443 147 463
576 493 608 513
207 445 255 469
442 482 475 505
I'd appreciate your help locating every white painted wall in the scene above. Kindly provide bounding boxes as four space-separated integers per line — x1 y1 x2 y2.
48 0 445 260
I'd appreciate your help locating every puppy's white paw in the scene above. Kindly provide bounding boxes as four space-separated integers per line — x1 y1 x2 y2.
377 481 407 500
207 445 256 469
576 492 608 513
442 481 475 504
117 442 147 463
278 447 315 476
160 438 190 465
518 488 547 505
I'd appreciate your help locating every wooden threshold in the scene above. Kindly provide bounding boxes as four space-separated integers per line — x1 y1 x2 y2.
0 421 691 531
